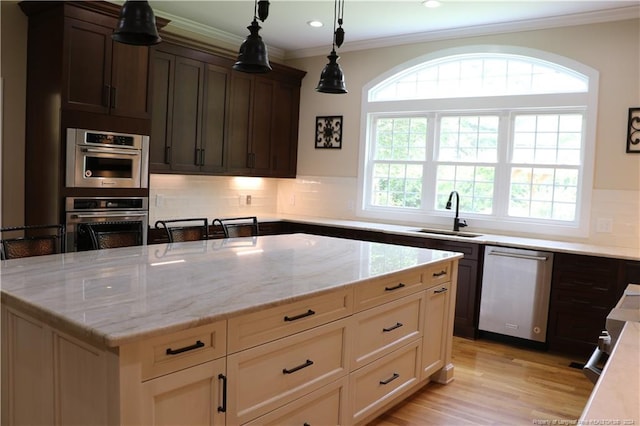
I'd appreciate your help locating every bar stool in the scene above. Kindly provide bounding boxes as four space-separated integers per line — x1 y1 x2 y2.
154 218 209 243
211 217 259 238
78 221 143 250
0 224 66 259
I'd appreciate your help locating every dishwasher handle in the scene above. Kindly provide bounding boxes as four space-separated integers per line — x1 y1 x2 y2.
488 250 548 262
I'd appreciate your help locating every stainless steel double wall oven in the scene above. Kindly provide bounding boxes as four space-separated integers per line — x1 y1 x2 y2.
64 129 150 251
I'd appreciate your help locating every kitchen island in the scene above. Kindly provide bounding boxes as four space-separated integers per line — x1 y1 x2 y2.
1 233 461 425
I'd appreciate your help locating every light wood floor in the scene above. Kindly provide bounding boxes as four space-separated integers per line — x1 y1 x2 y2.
369 337 594 425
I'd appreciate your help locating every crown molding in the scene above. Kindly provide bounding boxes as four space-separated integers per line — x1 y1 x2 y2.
155 8 286 60
287 5 640 59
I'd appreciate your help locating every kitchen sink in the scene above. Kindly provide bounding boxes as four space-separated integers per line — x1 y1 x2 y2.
410 228 483 238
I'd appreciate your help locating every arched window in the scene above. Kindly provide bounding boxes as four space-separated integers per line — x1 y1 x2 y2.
358 46 598 237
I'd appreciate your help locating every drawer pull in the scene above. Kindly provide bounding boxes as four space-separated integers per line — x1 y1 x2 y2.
434 287 448 294
384 283 406 291
379 372 400 385
165 340 205 355
433 270 447 277
382 322 403 332
284 309 316 322
283 359 314 375
217 374 227 413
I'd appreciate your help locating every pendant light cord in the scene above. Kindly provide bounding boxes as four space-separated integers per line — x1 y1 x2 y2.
332 0 338 50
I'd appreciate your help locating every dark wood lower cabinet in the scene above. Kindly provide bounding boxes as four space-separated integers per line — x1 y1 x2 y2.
547 253 631 357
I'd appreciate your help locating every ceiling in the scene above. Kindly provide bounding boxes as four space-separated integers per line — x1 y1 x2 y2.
147 1 640 58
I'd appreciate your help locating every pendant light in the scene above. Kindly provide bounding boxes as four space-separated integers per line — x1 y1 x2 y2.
233 0 272 73
112 0 162 46
316 0 347 94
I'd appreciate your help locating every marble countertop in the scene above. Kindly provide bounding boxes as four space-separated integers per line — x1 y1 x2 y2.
265 214 640 261
0 234 462 349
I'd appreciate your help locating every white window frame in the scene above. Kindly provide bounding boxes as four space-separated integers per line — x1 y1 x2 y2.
357 45 599 238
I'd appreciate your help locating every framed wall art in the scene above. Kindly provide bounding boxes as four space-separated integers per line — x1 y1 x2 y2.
627 107 640 153
315 115 343 149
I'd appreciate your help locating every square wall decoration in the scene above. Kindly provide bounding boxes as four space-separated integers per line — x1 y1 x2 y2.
315 115 343 149
627 107 640 153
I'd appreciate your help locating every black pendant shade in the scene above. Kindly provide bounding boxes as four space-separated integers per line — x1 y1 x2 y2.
316 0 347 94
233 20 272 73
112 0 162 46
234 0 272 73
316 50 347 94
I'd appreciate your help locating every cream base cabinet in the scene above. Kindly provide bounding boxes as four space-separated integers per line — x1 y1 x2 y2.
226 318 350 425
119 321 228 426
2 259 458 426
422 282 452 380
1 306 119 426
139 358 226 426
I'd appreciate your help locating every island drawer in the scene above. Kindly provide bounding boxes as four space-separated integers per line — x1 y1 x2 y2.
424 261 453 287
352 292 424 370
227 288 352 353
349 339 421 424
243 376 348 426
124 321 227 382
227 318 349 425
354 269 424 312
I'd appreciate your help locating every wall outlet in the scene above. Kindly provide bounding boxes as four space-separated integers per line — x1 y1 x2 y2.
596 218 613 233
246 195 252 205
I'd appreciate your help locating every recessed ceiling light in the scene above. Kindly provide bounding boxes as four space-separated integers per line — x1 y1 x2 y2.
308 20 323 28
422 0 441 8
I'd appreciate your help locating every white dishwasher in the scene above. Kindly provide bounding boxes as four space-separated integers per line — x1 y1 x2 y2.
479 246 554 342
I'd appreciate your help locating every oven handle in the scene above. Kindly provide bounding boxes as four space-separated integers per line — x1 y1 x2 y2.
71 213 148 219
82 148 139 156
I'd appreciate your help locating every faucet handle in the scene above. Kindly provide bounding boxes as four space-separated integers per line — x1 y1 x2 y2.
458 219 468 228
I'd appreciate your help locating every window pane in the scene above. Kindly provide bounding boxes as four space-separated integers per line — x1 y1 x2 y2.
435 165 494 214
374 117 427 161
508 167 578 220
437 115 499 163
512 114 584 165
370 53 588 101
371 162 423 208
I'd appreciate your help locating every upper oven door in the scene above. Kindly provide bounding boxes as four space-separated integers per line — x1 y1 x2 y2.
71 145 142 188
66 128 149 188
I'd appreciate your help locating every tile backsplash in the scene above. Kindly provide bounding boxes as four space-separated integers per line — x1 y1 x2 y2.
150 174 639 249
149 174 278 225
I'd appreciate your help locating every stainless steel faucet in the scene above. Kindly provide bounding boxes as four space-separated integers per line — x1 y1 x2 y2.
446 191 467 232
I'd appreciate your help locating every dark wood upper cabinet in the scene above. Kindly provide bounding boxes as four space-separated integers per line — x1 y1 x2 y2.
150 41 305 178
62 13 150 119
150 44 231 174
226 72 303 177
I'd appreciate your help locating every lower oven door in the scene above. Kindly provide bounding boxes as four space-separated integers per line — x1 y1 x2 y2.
65 211 149 251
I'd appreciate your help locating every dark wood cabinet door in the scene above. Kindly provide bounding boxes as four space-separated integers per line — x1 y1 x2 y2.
150 51 175 172
227 72 253 174
63 16 149 119
201 64 229 173
110 42 151 119
270 82 299 177
63 17 113 114
170 57 205 173
251 77 274 175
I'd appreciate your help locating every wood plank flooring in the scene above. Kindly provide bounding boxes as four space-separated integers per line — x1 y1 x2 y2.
369 337 594 425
